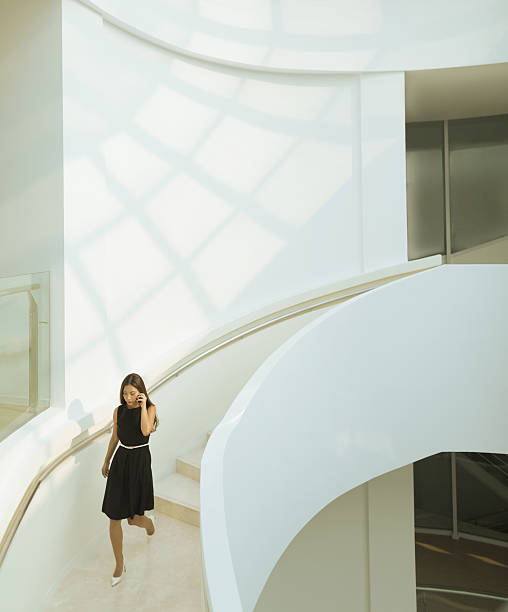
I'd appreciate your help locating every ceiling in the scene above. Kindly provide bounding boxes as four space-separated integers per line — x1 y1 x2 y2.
405 62 508 123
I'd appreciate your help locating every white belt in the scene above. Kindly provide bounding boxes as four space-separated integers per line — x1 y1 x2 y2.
119 442 149 449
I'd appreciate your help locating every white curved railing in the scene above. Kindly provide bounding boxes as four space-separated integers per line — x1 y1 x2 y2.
76 0 508 73
0 259 439 610
200 264 508 611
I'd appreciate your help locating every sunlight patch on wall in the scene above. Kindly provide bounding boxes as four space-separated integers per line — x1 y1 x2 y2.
64 262 103 355
188 31 269 66
198 0 272 30
66 335 121 397
266 47 377 72
170 57 240 97
117 275 209 362
147 172 233 258
79 216 172 320
280 0 382 36
237 80 335 121
135 84 219 155
63 95 108 138
191 213 285 310
195 116 294 193
64 157 122 245
256 141 352 226
322 85 355 127
101 132 171 197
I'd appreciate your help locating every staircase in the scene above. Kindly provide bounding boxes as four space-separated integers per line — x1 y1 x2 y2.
153 431 212 526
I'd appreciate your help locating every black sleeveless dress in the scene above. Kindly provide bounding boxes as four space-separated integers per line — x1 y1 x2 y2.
101 403 154 520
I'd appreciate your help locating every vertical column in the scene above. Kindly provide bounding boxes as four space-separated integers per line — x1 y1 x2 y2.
367 464 417 612
360 72 408 272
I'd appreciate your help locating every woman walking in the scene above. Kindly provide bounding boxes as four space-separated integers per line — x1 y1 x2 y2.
101 373 159 586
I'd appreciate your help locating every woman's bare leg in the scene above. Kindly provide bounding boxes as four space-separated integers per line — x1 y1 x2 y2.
127 514 154 535
109 519 124 576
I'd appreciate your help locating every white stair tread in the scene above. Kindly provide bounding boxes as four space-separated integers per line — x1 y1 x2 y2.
156 473 200 509
177 444 206 467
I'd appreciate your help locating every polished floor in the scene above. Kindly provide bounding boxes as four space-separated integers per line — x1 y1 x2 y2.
416 532 508 600
45 510 202 611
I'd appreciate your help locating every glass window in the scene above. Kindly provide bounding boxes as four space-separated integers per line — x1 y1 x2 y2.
449 113 508 253
405 121 446 260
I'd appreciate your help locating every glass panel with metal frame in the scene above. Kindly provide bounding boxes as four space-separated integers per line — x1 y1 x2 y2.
448 113 508 262
414 451 453 530
456 452 508 544
414 451 508 611
0 270 50 443
405 121 446 261
417 588 508 611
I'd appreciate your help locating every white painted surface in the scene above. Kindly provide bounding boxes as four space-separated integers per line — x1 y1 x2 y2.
61 0 407 422
360 72 407 271
368 465 416 612
255 465 415 612
200 264 508 611
0 260 438 611
79 0 508 72
0 259 438 599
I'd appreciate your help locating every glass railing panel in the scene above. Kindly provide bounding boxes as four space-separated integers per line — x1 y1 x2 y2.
414 452 453 530
0 271 50 443
415 452 508 612
417 589 508 611
456 452 508 543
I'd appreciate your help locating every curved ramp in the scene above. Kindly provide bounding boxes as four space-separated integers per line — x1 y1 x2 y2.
200 264 508 611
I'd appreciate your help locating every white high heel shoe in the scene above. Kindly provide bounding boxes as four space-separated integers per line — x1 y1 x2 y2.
111 561 126 587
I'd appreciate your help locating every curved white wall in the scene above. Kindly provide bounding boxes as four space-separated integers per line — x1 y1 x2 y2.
200 264 508 611
0 300 325 611
254 465 415 612
0 261 438 610
81 0 508 72
62 0 407 419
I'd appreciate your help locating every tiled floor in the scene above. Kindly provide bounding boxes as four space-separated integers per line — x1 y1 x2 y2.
45 511 202 611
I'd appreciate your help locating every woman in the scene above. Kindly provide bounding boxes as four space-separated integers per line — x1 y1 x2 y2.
101 373 159 586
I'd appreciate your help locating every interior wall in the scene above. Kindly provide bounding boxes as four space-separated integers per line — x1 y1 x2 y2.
62 0 407 422
254 464 415 612
0 0 65 411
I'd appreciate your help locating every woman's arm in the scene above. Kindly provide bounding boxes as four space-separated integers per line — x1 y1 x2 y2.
140 403 156 436
104 407 119 465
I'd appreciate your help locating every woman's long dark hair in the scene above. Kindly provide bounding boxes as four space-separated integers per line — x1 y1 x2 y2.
119 373 159 433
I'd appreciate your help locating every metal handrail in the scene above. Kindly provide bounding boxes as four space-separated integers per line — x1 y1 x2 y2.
417 586 508 602
0 263 437 568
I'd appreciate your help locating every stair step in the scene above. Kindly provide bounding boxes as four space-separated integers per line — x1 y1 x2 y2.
156 472 200 508
155 473 200 527
176 444 206 482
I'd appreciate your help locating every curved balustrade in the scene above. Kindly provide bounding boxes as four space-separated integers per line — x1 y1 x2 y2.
200 264 508 611
0 259 439 610
77 0 508 73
